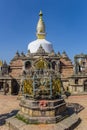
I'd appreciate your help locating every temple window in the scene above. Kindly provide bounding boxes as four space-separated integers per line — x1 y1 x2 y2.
52 61 56 70
75 79 78 84
25 61 31 70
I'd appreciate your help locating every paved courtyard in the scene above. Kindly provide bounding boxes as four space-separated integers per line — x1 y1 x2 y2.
65 95 87 130
0 94 87 130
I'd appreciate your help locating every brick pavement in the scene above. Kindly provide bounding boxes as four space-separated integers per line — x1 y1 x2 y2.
0 95 87 130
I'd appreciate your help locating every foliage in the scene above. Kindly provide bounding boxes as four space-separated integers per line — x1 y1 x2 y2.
16 114 39 124
15 114 29 124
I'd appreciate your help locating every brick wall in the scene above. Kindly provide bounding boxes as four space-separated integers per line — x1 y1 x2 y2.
9 59 23 78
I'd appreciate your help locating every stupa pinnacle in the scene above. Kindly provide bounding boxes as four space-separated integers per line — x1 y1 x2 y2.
36 10 46 39
28 11 53 53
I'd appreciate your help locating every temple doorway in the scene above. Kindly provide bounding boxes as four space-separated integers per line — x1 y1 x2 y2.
84 80 87 92
11 79 20 95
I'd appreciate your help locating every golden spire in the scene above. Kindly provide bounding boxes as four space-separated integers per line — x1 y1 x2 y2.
36 10 46 39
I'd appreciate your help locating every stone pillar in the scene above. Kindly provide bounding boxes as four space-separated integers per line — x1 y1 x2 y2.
57 60 60 72
50 75 52 97
3 81 6 94
3 80 12 95
74 58 78 74
8 80 12 95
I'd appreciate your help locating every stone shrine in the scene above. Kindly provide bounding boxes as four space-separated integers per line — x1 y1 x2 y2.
17 63 67 124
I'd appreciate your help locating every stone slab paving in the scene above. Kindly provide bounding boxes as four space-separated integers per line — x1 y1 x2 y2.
6 113 79 130
65 95 87 130
0 95 87 130
0 95 20 130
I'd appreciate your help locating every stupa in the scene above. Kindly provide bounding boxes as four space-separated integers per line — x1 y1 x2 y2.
6 11 80 130
18 11 67 122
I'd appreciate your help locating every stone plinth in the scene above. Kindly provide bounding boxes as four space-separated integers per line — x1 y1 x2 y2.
17 96 67 124
6 113 80 130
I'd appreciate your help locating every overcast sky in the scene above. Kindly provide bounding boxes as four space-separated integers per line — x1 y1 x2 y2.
0 0 87 63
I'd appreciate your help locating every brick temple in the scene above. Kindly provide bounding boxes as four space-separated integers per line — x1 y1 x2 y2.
0 11 87 95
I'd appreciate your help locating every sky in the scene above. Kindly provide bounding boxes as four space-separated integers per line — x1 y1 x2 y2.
0 0 87 64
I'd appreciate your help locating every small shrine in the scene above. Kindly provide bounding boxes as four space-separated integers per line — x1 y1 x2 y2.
18 66 66 124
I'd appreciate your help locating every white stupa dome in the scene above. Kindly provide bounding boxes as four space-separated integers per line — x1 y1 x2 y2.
28 11 54 53
28 39 53 53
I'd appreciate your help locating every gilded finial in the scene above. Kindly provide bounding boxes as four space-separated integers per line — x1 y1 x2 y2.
39 10 43 17
36 11 46 39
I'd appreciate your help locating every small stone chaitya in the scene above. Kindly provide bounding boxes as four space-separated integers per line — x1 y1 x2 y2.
18 67 66 124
